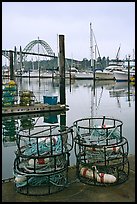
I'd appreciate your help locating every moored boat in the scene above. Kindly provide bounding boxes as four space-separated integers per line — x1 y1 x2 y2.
94 60 124 80
113 66 135 82
95 69 115 80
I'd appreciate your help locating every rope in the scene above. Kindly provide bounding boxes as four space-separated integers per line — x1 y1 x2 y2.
14 173 67 187
75 125 120 145
22 135 63 156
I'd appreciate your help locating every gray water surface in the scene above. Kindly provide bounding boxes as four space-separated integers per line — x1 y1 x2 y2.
2 78 135 179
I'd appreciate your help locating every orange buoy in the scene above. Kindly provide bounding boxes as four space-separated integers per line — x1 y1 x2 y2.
80 166 116 183
28 158 49 167
96 172 116 183
86 146 120 152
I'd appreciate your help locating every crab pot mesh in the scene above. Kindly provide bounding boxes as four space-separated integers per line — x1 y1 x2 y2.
73 116 130 186
13 125 73 195
16 124 73 156
14 153 69 175
14 167 68 195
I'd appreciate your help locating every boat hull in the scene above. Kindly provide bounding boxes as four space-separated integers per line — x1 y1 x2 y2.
113 71 131 81
74 72 93 79
95 71 115 80
113 67 135 82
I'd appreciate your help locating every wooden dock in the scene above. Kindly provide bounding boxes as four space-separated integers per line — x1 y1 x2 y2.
2 103 69 116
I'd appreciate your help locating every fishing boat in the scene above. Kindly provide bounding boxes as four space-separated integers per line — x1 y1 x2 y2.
95 68 115 80
89 23 117 80
90 26 125 81
95 44 125 81
94 63 124 80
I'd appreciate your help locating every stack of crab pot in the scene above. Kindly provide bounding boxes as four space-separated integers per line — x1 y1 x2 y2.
2 116 19 147
73 116 130 186
13 124 74 195
2 80 18 107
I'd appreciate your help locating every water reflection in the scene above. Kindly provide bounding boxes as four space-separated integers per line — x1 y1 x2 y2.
2 78 135 180
108 82 135 108
2 116 19 147
2 110 67 179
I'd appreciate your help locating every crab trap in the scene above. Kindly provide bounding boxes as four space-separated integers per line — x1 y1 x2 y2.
73 116 130 186
13 124 74 195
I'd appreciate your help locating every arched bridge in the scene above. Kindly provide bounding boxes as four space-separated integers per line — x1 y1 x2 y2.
2 38 55 61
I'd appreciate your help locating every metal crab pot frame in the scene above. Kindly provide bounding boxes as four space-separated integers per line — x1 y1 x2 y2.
13 124 74 195
73 116 123 146
14 167 69 196
76 160 129 186
14 152 70 175
16 124 74 157
73 116 130 186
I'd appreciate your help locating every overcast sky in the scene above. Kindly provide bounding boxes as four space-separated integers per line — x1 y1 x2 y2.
2 2 135 61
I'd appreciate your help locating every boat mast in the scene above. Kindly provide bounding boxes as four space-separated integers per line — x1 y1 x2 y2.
116 44 121 62
90 22 94 69
90 23 95 125
57 34 59 70
38 36 40 77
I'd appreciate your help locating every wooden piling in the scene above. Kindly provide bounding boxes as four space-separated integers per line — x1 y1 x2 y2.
9 50 14 80
19 46 23 73
127 56 131 104
14 46 17 74
59 35 66 105
127 56 130 82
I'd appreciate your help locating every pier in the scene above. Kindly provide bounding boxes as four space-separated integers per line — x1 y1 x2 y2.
2 103 69 116
2 154 135 202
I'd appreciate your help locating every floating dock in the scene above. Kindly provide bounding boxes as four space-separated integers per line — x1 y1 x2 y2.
2 103 69 116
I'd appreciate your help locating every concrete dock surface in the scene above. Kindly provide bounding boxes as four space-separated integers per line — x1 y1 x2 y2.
2 154 135 202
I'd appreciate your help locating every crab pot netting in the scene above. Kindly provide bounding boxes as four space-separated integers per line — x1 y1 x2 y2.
13 124 74 195
73 116 130 186
14 167 68 196
16 124 74 156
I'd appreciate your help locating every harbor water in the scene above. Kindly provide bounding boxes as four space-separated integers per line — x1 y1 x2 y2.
2 77 135 180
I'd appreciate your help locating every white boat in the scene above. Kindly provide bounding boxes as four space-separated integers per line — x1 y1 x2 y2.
95 68 115 80
21 70 54 78
40 71 54 78
54 67 77 79
89 23 121 80
94 64 123 80
21 70 39 77
94 47 125 80
113 66 135 81
69 67 93 80
74 71 93 79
